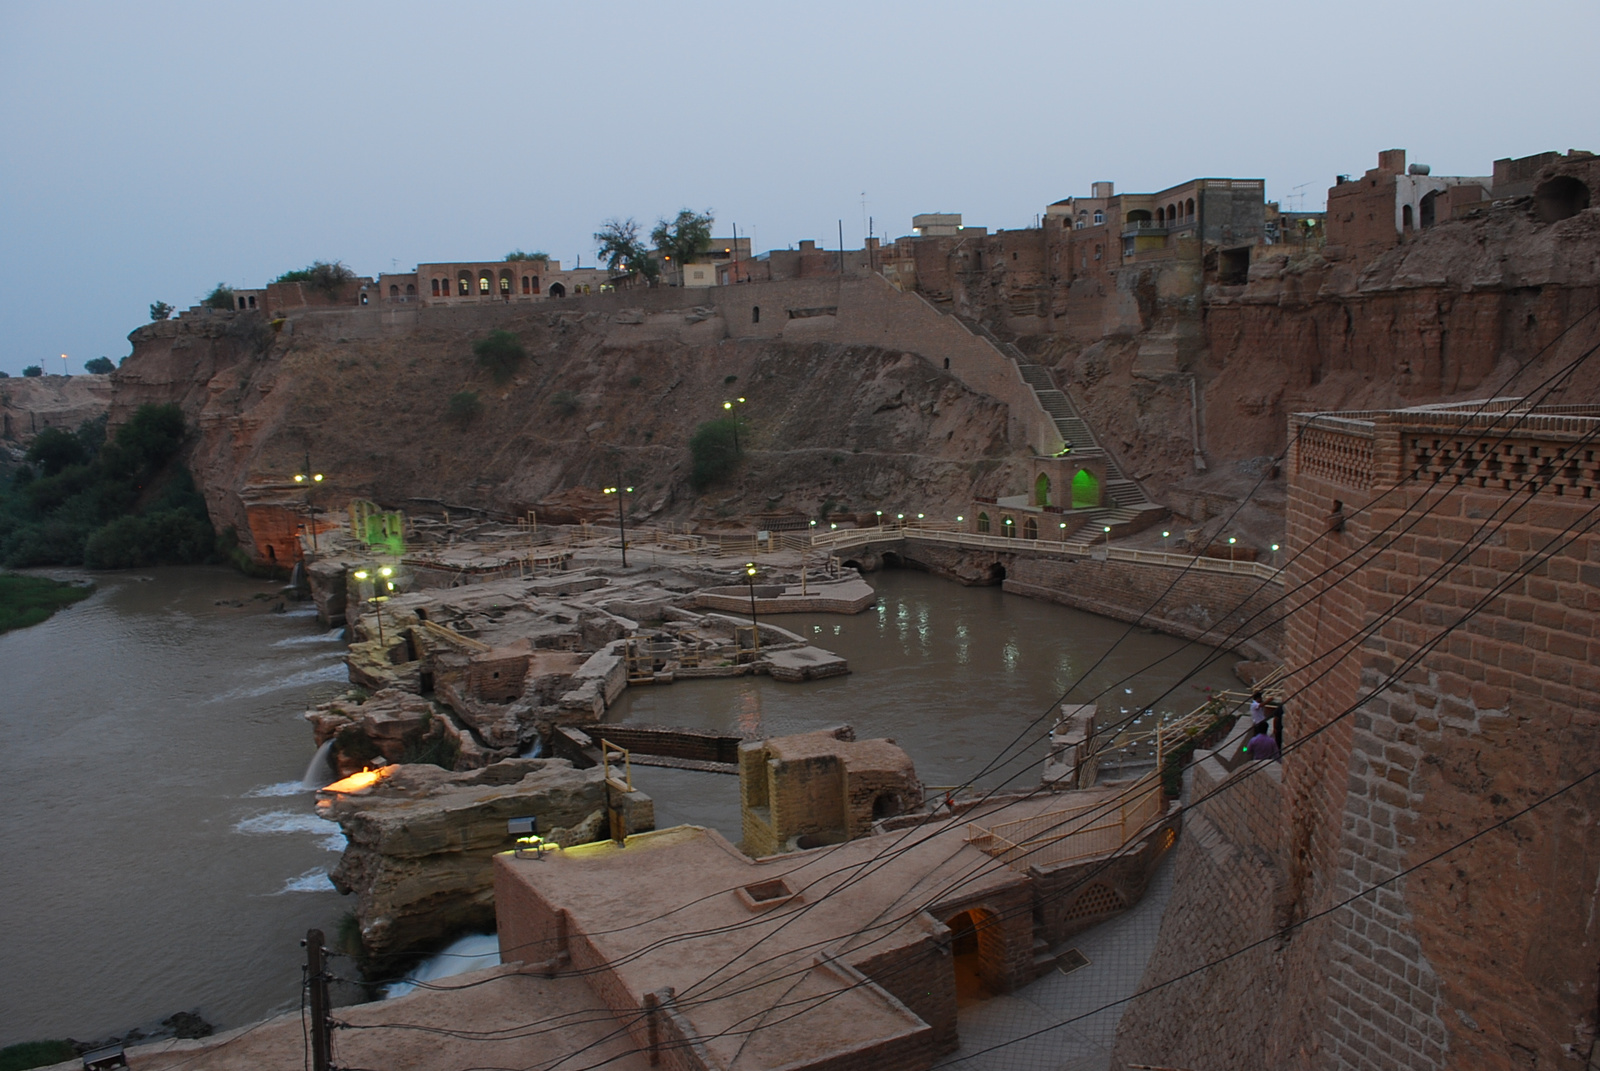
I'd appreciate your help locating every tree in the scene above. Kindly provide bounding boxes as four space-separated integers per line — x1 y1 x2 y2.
594 218 659 285
472 330 527 383
149 301 173 321
688 417 741 490
84 357 115 375
25 427 90 477
505 250 550 263
203 283 235 310
651 208 714 286
446 390 483 427
274 261 356 299
22 365 42 377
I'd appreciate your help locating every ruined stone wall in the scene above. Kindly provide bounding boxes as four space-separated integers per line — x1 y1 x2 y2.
1001 554 1286 660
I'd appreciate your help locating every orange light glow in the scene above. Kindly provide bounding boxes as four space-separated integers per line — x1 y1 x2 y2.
321 765 395 794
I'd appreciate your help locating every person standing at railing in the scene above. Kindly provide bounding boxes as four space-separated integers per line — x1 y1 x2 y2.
1243 722 1279 761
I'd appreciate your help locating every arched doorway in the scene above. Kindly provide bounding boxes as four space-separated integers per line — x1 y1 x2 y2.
1023 518 1038 540
976 512 990 534
1034 472 1050 506
547 281 567 298
1071 470 1100 509
945 907 1004 1004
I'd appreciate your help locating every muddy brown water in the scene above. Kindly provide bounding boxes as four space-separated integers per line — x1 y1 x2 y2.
0 565 1241 1046
0 567 351 1047
607 568 1241 842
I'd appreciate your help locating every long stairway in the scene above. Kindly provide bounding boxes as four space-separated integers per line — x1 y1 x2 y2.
954 316 1164 528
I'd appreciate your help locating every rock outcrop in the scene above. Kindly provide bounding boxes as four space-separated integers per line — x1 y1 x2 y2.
324 758 653 967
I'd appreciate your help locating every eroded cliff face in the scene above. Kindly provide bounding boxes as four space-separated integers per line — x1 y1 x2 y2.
0 372 115 449
115 301 1022 557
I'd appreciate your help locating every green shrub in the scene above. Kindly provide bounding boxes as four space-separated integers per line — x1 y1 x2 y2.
84 356 115 375
628 375 643 387
149 300 174 321
274 261 356 298
0 1040 76 1071
203 283 235 310
0 574 93 634
549 390 579 416
447 391 483 427
83 509 215 568
473 330 527 383
689 417 741 490
504 250 549 262
21 366 42 377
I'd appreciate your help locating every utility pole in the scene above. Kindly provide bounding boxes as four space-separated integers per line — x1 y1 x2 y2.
305 929 332 1071
837 220 845 275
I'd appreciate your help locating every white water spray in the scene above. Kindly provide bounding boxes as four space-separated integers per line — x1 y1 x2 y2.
302 740 336 789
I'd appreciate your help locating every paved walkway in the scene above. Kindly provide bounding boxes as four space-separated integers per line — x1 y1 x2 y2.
933 850 1177 1071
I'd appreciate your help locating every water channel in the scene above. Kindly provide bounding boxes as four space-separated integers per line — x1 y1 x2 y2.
0 564 1240 1047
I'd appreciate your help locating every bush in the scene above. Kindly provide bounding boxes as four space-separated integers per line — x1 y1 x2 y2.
473 330 526 383
83 356 115 375
447 390 482 427
689 417 741 490
275 261 356 298
505 249 549 262
149 300 174 321
203 283 235 310
0 1040 76 1071
549 390 579 416
25 427 91 477
22 366 42 377
83 509 215 568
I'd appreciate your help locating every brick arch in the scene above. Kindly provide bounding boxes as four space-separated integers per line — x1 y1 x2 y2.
945 906 1009 999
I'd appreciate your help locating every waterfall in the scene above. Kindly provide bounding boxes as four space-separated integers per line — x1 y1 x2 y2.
302 740 336 789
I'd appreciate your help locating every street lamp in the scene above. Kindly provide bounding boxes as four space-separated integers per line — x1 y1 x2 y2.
1103 525 1112 550
294 453 325 552
603 484 633 567
1271 543 1280 567
722 397 747 452
744 562 760 657
1161 529 1170 553
352 566 395 645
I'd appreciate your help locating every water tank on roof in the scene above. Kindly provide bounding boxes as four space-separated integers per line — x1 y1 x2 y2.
1408 164 1431 176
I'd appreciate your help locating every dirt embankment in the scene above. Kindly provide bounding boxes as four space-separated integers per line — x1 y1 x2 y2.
0 372 115 450
113 303 1024 553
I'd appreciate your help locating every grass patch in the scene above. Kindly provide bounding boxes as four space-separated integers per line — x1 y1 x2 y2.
0 574 93 634
0 1040 76 1071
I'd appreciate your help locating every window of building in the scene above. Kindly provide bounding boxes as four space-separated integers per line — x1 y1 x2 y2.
1156 208 1164 223
522 276 531 294
977 512 990 534
479 274 491 294
1186 197 1195 218
405 283 415 295
752 305 760 323
1094 244 1102 260
1093 210 1104 224
1402 204 1414 230
458 275 471 296
389 284 399 297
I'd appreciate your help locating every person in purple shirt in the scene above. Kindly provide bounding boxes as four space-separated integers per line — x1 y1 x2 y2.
1245 724 1280 761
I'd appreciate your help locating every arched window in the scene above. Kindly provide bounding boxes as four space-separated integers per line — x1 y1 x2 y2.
1186 197 1195 218
530 276 540 294
498 270 512 295
478 273 491 294
1402 204 1414 230
237 295 247 309
1168 203 1177 221
389 284 399 297
1156 207 1164 223
1034 472 1050 507
405 283 415 295
1093 210 1104 224
752 305 760 324
458 273 471 296
1023 518 1038 540
547 281 566 298
522 276 531 294
1002 516 1015 537
432 279 440 296
977 512 990 534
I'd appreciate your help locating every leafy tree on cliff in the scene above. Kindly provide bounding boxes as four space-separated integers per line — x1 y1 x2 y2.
594 218 659 285
22 366 42 377
472 330 527 384
149 301 173 321
84 357 115 375
273 260 356 299
0 403 214 569
447 391 483 427
688 417 740 491
203 283 235 310
651 209 714 286
505 250 550 263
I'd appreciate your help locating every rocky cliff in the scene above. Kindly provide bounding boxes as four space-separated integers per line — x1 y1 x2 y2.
113 294 1022 559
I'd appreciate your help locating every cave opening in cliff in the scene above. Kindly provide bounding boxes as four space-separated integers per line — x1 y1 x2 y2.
1218 247 1250 286
1535 176 1591 224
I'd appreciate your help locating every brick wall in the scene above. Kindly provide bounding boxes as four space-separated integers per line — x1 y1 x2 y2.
1115 407 1600 1068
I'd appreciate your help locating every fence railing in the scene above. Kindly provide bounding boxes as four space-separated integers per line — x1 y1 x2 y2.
966 773 1167 871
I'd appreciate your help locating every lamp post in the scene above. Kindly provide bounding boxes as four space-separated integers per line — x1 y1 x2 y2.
603 484 633 567
294 453 325 553
352 566 395 645
1103 525 1112 550
1271 543 1280 567
722 397 747 453
1161 529 1170 554
744 562 760 657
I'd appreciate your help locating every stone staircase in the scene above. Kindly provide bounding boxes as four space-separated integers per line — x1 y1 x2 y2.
953 317 1163 528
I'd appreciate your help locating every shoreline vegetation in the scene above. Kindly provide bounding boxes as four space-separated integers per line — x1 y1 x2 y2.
0 573 93 634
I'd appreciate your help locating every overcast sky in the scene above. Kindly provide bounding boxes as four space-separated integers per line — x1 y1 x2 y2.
2 0 1596 375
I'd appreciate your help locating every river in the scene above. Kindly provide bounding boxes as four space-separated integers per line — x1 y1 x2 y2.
608 568 1240 843
0 564 1241 1046
0 567 351 1047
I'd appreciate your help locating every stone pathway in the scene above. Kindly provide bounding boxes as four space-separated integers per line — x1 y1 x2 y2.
933 851 1177 1071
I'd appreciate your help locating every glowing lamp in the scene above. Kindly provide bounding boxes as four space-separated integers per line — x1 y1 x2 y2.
1271 544 1280 551
321 765 395 794
1228 537 1237 545
353 570 369 580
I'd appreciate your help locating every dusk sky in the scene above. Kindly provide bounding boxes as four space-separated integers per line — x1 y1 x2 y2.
2 0 1596 376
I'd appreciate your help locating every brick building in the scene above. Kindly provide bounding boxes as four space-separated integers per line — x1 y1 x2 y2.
1113 399 1600 1069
